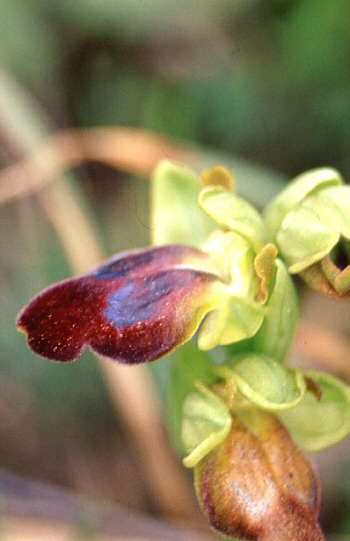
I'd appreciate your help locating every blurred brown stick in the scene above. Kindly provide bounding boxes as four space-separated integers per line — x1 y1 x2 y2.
0 127 194 206
0 83 200 519
0 470 213 541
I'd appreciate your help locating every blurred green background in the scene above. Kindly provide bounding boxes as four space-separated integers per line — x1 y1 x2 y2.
2 0 350 176
0 0 349 538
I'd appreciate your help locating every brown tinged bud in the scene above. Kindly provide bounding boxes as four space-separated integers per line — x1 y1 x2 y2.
194 409 325 541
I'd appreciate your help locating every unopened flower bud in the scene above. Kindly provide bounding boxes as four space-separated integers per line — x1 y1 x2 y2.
194 409 325 541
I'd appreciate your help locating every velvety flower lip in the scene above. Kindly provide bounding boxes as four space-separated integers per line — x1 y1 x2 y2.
16 245 224 364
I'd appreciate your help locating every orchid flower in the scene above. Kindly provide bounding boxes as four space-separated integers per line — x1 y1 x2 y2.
17 163 289 365
17 160 350 541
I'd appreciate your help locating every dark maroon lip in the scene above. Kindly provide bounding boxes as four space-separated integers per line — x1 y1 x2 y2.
16 244 219 364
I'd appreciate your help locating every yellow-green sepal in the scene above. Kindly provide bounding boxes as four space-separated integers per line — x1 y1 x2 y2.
198 296 265 350
318 185 350 240
182 383 232 468
277 371 350 452
151 161 216 246
276 196 340 273
264 167 342 241
217 353 306 411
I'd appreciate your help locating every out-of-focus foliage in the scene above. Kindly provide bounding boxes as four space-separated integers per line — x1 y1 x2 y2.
1 0 350 176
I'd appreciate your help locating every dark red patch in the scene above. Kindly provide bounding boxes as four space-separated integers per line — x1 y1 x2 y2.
17 245 220 364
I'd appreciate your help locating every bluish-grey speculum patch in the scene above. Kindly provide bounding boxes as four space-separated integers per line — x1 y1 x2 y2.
105 273 175 328
94 250 154 279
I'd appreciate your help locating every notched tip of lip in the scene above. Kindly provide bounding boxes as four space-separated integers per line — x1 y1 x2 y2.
16 322 28 335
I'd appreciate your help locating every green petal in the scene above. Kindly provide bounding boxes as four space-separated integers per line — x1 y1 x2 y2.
264 167 342 241
198 296 265 350
253 243 278 304
182 384 232 468
151 161 215 246
277 196 340 273
253 259 299 361
202 230 257 292
220 353 306 411
319 185 350 239
202 165 235 191
278 371 350 452
198 186 266 252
